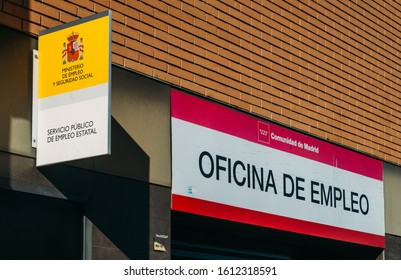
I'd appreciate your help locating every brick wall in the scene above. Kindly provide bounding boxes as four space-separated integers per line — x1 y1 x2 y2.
2 0 401 164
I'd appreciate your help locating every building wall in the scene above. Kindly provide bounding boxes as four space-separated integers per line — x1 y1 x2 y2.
1 0 401 259
0 22 36 157
2 0 401 165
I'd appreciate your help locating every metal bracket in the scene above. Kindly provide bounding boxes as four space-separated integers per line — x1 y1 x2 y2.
32 50 38 148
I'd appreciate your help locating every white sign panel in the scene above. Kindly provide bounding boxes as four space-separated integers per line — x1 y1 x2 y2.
36 11 111 166
171 89 385 248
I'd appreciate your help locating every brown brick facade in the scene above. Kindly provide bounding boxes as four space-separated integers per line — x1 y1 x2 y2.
2 0 401 164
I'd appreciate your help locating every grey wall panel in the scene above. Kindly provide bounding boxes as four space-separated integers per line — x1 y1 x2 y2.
0 25 36 158
92 67 171 187
384 162 401 236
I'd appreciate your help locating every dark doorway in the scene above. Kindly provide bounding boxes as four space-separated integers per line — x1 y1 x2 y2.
0 189 83 259
171 211 383 260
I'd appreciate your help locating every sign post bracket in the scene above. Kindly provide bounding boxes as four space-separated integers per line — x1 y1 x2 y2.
32 49 38 148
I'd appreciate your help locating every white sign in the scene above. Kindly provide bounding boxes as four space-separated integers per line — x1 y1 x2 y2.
36 11 112 166
171 89 385 248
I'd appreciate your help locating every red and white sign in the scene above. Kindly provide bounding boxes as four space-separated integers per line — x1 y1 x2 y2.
171 89 385 248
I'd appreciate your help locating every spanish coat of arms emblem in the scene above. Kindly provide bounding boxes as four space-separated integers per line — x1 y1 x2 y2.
62 31 84 64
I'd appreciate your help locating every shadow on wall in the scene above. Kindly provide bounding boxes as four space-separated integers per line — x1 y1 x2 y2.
39 117 151 259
